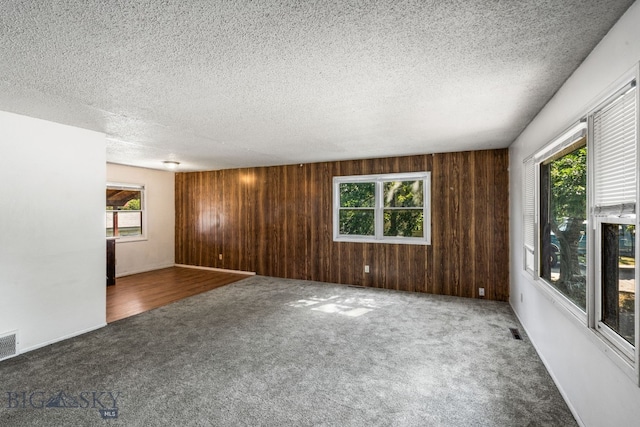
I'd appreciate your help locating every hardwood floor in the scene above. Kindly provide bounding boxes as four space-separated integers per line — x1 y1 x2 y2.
106 266 250 323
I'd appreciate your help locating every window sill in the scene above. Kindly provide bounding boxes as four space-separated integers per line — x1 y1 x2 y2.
535 276 588 323
334 236 430 245
111 236 148 244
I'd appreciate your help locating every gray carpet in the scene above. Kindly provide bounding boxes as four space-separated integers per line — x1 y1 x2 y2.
0 276 576 426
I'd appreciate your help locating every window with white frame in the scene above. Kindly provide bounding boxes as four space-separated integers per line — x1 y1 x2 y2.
522 74 639 382
333 172 431 245
592 81 637 361
106 183 145 239
539 129 588 311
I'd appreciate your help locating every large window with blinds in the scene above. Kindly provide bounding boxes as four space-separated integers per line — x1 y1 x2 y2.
592 81 637 359
523 75 639 376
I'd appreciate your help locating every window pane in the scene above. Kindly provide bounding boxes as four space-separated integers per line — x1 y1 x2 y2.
383 180 423 207
602 223 635 345
117 211 143 237
107 189 142 210
383 210 423 237
339 209 374 236
540 144 587 310
339 183 375 207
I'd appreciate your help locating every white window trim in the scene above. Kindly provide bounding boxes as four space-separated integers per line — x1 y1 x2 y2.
106 182 147 243
333 172 431 245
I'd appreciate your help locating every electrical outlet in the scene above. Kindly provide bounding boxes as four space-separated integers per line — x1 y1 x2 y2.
218 254 223 260
479 287 485 297
364 265 370 273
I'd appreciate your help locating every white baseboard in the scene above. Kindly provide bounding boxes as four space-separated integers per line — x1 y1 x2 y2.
116 262 176 278
509 302 585 427
174 263 255 276
19 322 107 355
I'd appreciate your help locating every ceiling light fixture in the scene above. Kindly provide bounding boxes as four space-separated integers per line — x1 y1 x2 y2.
163 161 180 170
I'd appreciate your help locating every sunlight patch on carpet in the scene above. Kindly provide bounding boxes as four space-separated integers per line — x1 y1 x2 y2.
287 295 376 317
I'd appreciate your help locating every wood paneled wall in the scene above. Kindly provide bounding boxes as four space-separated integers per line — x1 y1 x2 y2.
175 149 509 301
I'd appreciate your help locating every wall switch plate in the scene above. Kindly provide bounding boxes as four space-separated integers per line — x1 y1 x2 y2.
364 265 370 273
479 287 485 297
218 254 223 260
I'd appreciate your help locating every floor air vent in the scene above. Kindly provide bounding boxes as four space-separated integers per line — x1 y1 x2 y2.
0 331 18 361
509 328 523 340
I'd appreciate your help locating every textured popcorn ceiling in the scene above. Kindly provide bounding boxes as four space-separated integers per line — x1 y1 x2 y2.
0 1 635 171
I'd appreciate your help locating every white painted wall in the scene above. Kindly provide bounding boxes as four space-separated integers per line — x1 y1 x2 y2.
509 2 640 426
0 111 106 353
106 163 175 277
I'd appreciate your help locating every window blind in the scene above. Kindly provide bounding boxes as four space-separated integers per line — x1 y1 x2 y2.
593 82 637 215
523 157 535 250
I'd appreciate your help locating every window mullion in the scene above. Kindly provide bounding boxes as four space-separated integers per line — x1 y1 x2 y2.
636 80 640 372
424 175 430 244
587 113 597 328
375 181 383 240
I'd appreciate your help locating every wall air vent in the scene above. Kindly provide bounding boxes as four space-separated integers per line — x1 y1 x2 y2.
0 331 18 361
